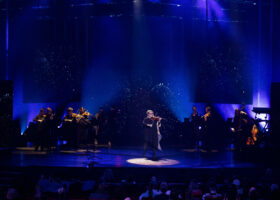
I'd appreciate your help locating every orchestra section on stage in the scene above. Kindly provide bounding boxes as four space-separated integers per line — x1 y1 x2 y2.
187 105 268 152
24 104 269 152
25 106 120 151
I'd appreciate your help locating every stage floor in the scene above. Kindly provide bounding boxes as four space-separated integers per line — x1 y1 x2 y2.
0 147 263 169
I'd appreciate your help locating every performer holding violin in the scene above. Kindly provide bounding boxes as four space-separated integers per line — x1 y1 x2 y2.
62 107 77 149
33 108 47 151
190 106 201 150
76 107 91 148
143 110 162 160
201 106 214 151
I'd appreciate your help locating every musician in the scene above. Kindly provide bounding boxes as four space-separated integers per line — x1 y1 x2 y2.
235 108 259 148
62 107 77 148
76 107 90 148
246 118 259 146
233 109 241 132
94 107 105 145
143 110 162 160
232 108 249 150
106 106 118 148
190 106 201 150
203 106 212 122
33 108 46 151
44 107 57 150
33 108 46 123
202 106 214 151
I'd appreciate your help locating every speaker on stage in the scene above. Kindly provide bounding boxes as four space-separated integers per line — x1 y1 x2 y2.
0 80 13 147
271 82 280 147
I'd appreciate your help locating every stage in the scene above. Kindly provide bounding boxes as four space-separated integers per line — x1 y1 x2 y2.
1 146 279 197
0 147 266 169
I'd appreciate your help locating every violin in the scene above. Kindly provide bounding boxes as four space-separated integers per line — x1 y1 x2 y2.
202 112 211 121
151 116 162 121
76 111 90 121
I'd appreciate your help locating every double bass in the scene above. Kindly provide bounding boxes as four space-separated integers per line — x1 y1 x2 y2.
246 123 259 146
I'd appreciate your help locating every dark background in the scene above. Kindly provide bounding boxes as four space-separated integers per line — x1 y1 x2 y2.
2 0 263 104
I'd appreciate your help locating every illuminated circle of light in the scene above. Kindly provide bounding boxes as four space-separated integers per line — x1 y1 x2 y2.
126 158 179 166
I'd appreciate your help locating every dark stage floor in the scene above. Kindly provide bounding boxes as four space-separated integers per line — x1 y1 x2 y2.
0 147 266 169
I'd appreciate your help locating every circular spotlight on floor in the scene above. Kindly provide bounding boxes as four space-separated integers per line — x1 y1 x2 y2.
126 158 179 166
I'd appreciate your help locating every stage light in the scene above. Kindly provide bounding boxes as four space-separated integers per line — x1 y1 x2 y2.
126 158 179 166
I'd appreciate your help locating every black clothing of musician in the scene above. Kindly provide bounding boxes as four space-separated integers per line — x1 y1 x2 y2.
202 106 215 151
62 109 76 148
190 106 201 149
76 108 91 147
143 110 161 160
106 107 118 147
33 108 46 151
94 108 106 144
45 108 58 150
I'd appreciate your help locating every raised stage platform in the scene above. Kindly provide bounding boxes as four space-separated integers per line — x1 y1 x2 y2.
0 147 270 169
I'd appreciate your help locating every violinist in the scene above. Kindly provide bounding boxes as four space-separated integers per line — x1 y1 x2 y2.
76 107 90 123
143 110 162 160
190 106 201 150
62 107 77 149
231 108 251 150
45 107 57 150
33 108 47 151
63 107 76 123
202 106 212 122
202 106 214 151
94 107 105 146
33 108 46 124
76 107 91 148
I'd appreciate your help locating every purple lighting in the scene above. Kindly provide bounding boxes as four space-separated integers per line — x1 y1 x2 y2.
195 0 227 22
207 0 226 20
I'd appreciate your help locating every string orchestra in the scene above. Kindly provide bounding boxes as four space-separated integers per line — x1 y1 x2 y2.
25 106 120 151
26 104 264 154
188 105 263 152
